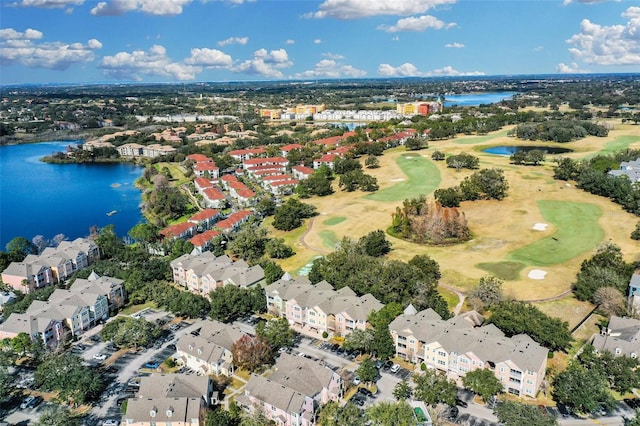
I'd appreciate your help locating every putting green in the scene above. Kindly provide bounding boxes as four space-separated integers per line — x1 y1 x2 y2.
507 200 603 266
319 230 340 249
323 216 346 226
365 153 441 202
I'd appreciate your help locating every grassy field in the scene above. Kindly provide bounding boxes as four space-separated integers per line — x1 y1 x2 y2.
364 152 441 202
318 229 340 249
507 200 604 266
453 128 510 145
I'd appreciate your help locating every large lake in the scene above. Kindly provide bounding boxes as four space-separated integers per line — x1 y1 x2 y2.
0 141 144 249
444 92 518 106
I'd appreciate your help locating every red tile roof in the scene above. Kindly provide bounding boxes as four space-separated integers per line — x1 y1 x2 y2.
261 174 291 182
315 154 337 163
221 174 239 182
189 229 221 247
292 165 314 175
243 156 288 166
189 209 220 222
269 179 299 187
216 210 252 230
203 187 225 200
194 177 213 189
246 164 286 172
186 154 213 163
236 188 256 199
229 181 248 190
229 148 266 156
281 143 303 151
194 163 219 172
160 222 197 238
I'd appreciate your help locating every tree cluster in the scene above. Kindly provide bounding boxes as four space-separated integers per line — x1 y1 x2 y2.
446 152 479 170
572 242 635 316
209 285 266 323
272 198 318 231
489 300 573 351
391 196 470 244
434 168 509 207
553 150 640 216
100 316 163 349
231 334 272 372
510 149 545 166
34 353 105 405
512 120 608 142
494 400 558 426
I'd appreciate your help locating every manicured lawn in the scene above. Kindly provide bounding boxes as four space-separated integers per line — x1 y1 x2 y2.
120 301 157 316
476 261 526 281
323 216 346 226
364 153 441 202
583 135 640 159
507 200 603 266
438 287 460 311
319 229 340 249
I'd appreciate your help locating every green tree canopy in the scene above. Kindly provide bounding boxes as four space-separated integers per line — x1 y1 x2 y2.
462 368 503 402
366 401 416 426
412 369 457 406
255 318 295 351
552 362 616 415
494 400 558 426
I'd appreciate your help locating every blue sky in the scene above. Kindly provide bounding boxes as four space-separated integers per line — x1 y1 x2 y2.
1 0 638 85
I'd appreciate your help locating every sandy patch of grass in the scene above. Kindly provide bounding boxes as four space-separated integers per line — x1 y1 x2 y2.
438 287 461 311
536 297 594 330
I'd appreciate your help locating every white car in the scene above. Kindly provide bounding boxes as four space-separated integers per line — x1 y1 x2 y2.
20 396 35 409
390 363 401 373
103 420 120 426
93 353 107 360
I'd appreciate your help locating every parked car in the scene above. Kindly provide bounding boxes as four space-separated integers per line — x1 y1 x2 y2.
456 398 469 408
357 387 373 397
20 396 36 409
93 353 107 361
390 363 401 373
103 420 120 426
557 403 571 418
144 362 160 369
351 394 366 406
353 376 360 385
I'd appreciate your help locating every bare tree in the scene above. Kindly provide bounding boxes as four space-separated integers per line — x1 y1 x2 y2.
32 235 48 254
594 287 625 316
51 234 66 247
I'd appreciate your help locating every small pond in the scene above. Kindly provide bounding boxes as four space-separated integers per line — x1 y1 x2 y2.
483 145 573 156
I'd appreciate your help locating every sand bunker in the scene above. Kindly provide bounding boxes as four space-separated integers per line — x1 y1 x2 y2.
390 178 406 182
532 223 548 231
528 269 547 280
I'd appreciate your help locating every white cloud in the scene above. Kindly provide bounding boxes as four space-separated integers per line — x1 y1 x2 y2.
18 0 83 8
533 45 544 52
99 45 200 80
185 48 233 67
566 7 640 65
217 36 248 47
314 39 322 44
378 15 456 32
323 52 345 60
91 0 192 16
232 48 293 78
309 0 456 19
445 42 464 48
295 59 366 79
430 65 484 76
285 39 295 45
392 36 400 41
563 0 619 6
556 62 590 73
0 28 101 70
378 62 425 76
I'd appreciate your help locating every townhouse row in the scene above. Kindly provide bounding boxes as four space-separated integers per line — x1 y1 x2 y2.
170 251 265 295
265 274 384 338
1 238 100 294
389 306 548 398
0 272 125 348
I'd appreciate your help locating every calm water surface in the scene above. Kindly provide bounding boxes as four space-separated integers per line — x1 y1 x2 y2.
444 92 518 106
0 141 144 249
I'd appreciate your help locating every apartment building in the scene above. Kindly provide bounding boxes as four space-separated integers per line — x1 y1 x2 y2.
389 307 548 398
170 251 264 295
265 275 383 338
592 315 640 358
236 352 342 426
175 319 245 376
